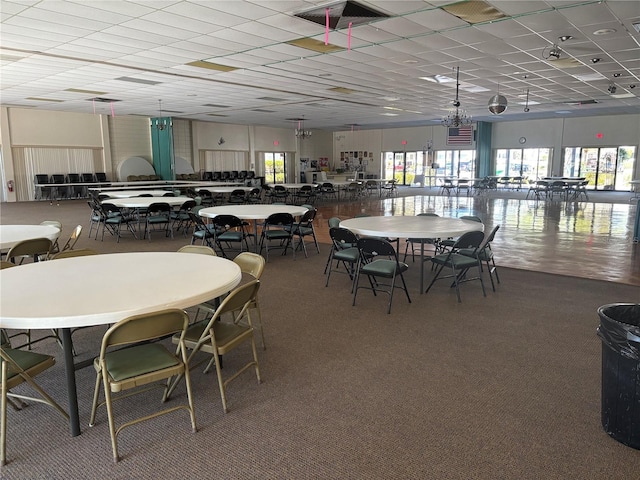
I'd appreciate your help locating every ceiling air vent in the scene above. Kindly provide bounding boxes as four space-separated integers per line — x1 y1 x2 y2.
295 1 389 29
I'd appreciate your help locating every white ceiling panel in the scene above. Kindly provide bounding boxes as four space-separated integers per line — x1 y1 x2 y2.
0 0 637 130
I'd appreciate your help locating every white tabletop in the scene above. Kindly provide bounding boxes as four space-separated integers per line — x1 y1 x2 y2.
199 204 308 220
0 224 61 251
101 196 192 208
268 183 316 189
196 186 252 194
103 190 177 198
340 215 484 239
0 252 241 329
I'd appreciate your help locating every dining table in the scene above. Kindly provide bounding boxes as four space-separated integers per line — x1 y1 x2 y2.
0 224 61 252
0 252 241 437
101 190 177 198
101 195 192 208
198 204 308 251
340 215 484 293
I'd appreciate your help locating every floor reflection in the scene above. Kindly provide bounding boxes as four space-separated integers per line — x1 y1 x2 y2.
317 194 639 286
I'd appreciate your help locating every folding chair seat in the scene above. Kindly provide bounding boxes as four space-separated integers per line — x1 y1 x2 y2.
166 281 261 414
144 202 173 240
100 203 137 242
458 225 501 292
189 212 218 248
171 199 197 234
353 237 411 314
259 212 295 261
211 214 250 258
325 227 360 288
1 332 69 466
425 230 487 302
290 208 320 258
89 309 196 462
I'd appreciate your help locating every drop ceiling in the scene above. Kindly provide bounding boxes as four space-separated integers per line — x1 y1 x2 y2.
1 0 639 131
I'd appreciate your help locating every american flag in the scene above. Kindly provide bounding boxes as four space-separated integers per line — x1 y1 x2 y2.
447 126 473 145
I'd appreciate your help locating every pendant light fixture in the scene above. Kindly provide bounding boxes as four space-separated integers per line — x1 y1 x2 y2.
441 66 472 127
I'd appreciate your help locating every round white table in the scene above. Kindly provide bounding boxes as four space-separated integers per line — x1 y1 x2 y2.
340 215 484 293
199 204 308 251
102 190 176 198
0 252 241 436
101 196 192 208
196 186 252 194
0 224 61 252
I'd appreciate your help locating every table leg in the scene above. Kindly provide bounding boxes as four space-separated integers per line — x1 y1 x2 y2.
60 328 81 436
420 240 425 294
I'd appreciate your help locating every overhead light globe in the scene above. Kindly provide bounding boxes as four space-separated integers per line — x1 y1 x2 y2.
488 94 508 115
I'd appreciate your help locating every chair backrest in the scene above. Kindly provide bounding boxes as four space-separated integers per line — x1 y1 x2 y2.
460 215 482 223
484 224 500 244
82 173 95 182
265 212 294 227
147 202 171 215
51 174 65 183
202 280 260 334
298 208 317 224
357 237 398 259
179 199 197 211
453 230 485 251
177 245 217 255
67 173 80 182
51 248 99 260
417 213 439 217
35 174 49 184
329 227 358 247
100 309 189 353
328 217 341 229
61 224 82 251
7 237 53 263
213 214 244 229
95 172 107 182
233 252 265 279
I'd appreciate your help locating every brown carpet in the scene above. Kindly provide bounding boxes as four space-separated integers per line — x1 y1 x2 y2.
1 200 639 479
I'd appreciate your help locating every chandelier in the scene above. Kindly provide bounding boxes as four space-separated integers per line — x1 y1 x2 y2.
295 117 312 139
441 66 473 128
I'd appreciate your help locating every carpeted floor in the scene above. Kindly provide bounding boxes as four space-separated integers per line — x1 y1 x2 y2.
2 224 639 479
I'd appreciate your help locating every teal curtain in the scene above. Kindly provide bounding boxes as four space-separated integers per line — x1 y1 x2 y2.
150 117 174 180
475 121 492 177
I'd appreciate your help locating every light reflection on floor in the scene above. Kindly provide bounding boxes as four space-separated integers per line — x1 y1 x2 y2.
318 194 639 286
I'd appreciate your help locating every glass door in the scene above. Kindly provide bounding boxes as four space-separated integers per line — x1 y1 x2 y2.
564 146 636 190
382 152 416 185
264 152 286 184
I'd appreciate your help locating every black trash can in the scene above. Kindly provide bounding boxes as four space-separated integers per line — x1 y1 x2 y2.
597 303 640 449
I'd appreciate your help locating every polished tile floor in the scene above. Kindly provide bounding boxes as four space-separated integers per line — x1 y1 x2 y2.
313 187 640 287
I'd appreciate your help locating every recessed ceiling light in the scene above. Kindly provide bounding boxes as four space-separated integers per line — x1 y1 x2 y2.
593 28 617 35
381 113 399 116
404 60 418 64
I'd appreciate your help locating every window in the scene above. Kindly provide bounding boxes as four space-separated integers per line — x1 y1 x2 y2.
563 146 636 190
495 148 550 179
433 150 476 179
